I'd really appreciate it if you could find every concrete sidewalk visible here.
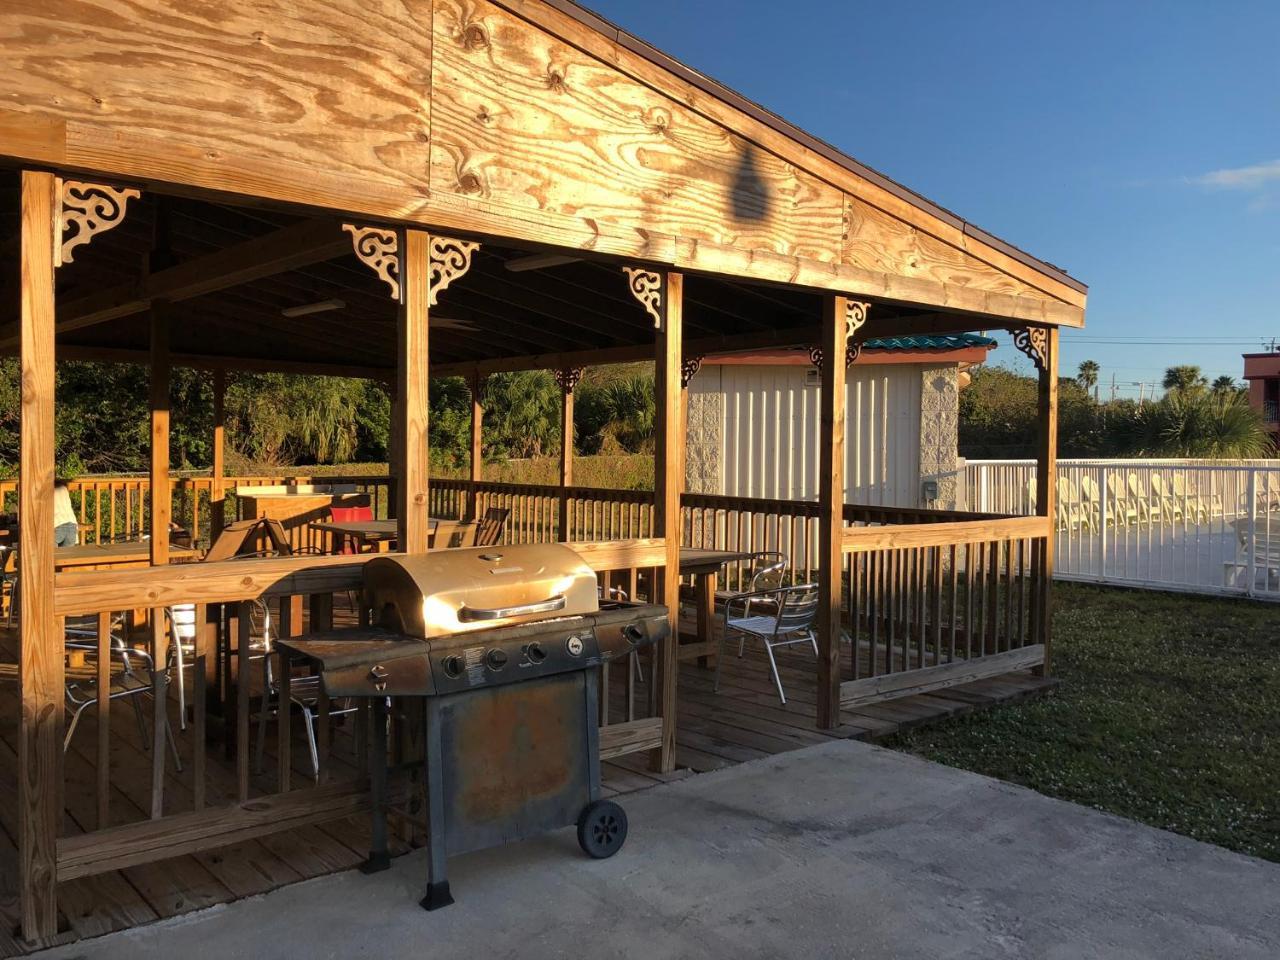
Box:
[37,741,1280,960]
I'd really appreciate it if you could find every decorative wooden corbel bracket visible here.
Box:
[343,224,401,301]
[809,299,871,369]
[57,179,141,267]
[1013,326,1051,373]
[428,236,480,307]
[622,266,664,329]
[554,367,584,393]
[681,355,704,387]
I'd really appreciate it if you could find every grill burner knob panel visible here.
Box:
[486,648,509,671]
[624,624,644,645]
[526,641,547,664]
[442,655,463,679]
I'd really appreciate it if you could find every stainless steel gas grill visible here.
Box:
[278,544,669,910]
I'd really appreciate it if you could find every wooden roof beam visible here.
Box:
[429,324,823,379]
[0,217,351,350]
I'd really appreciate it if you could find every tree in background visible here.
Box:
[1121,390,1272,458]
[1076,359,1100,398]
[1211,375,1241,396]
[224,374,391,468]
[958,364,1272,459]
[1162,365,1207,394]
[481,370,561,459]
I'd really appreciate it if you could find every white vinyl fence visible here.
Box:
[963,459,1280,599]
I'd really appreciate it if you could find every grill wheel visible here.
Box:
[577,800,628,859]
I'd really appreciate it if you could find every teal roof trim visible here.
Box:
[862,334,997,351]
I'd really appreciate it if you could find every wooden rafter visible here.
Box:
[0,217,351,349]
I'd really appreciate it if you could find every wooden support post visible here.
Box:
[559,376,574,541]
[397,230,430,553]
[210,368,226,541]
[387,386,402,521]
[149,308,171,565]
[467,372,484,521]
[1034,327,1059,674]
[652,272,682,773]
[18,169,61,943]
[816,295,848,730]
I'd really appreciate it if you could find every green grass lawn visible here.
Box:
[887,582,1280,862]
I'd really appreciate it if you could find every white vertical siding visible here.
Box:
[714,363,922,506]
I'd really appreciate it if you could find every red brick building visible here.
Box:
[1243,351,1280,445]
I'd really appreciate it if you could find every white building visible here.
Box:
[684,335,996,509]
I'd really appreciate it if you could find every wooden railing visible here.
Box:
[428,482,1047,697]
[0,474,396,547]
[429,479,655,543]
[38,538,670,886]
[840,516,1051,706]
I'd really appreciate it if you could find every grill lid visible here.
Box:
[365,543,599,638]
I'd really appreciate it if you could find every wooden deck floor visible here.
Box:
[0,624,1055,956]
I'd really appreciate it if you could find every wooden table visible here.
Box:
[54,541,198,571]
[308,518,476,553]
[309,519,400,553]
[239,491,370,553]
[678,548,754,665]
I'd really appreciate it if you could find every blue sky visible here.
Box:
[585,0,1280,396]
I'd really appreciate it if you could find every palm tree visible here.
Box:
[1211,375,1239,395]
[1076,360,1100,398]
[1162,365,1207,394]
[1118,390,1273,458]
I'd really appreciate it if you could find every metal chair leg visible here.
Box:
[131,687,149,745]
[763,640,787,704]
[174,637,188,731]
[165,713,183,773]
[63,701,88,751]
[300,701,320,782]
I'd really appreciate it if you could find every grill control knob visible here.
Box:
[526,641,547,664]
[623,624,644,645]
[442,655,463,679]
[566,636,585,657]
[486,648,509,671]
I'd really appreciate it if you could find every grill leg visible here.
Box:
[420,697,453,911]
[361,696,391,874]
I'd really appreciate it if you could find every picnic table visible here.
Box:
[678,548,755,664]
[55,541,198,571]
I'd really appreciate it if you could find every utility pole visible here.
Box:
[1109,373,1117,403]
[1138,382,1146,405]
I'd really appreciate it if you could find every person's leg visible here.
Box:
[54,522,78,546]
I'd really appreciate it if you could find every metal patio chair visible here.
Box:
[251,599,359,781]
[61,621,182,768]
[714,583,819,705]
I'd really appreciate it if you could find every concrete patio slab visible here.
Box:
[35,741,1280,960]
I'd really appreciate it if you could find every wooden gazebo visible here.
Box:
[0,0,1084,946]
